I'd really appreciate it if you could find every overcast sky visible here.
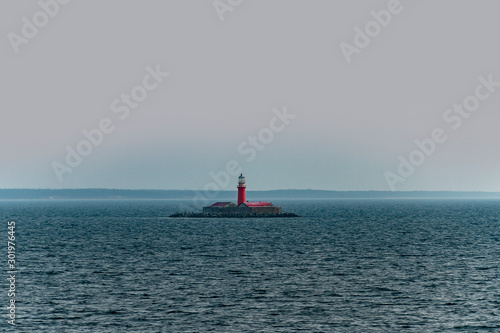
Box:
[1,0,500,191]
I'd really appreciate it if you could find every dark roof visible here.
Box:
[210,202,236,207]
[242,201,273,207]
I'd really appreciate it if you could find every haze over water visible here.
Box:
[3,199,499,332]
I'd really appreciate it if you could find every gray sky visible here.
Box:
[1,0,500,191]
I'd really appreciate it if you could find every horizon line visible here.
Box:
[1,189,500,193]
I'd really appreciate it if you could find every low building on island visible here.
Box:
[203,201,282,215]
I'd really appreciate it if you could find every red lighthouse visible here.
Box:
[237,173,246,206]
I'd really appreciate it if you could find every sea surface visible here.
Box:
[1,199,500,332]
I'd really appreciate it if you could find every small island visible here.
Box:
[170,174,299,218]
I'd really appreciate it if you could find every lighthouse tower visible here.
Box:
[237,173,246,206]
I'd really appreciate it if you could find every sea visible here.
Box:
[1,199,499,332]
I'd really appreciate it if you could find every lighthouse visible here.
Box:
[237,173,246,206]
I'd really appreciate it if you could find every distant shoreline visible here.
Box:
[1,189,500,200]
